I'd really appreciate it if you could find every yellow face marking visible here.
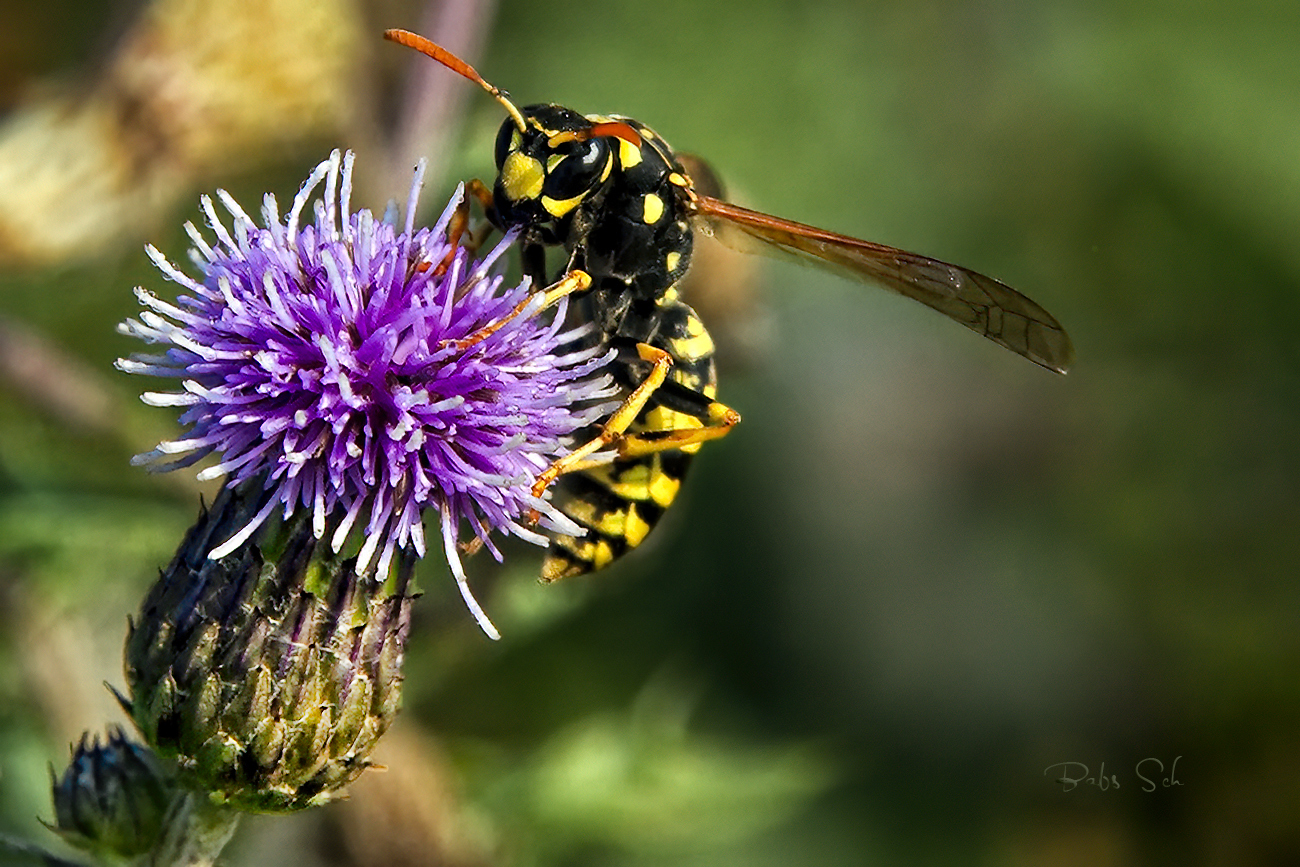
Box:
[642,193,664,225]
[542,192,585,218]
[501,152,544,202]
[618,138,643,170]
[665,250,681,273]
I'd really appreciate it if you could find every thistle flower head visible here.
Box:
[118,150,614,636]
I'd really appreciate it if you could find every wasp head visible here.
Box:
[491,105,644,234]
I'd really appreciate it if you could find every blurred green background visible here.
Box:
[2,0,1298,865]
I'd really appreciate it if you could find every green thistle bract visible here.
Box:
[125,481,414,812]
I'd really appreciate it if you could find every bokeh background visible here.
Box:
[3,0,1298,865]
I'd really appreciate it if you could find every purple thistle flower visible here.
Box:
[118,150,616,638]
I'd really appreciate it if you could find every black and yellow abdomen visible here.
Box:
[542,288,719,581]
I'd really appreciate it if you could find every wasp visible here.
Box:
[384,30,1074,583]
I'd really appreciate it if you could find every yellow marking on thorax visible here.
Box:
[502,152,544,202]
[642,193,664,224]
[619,138,643,169]
[667,321,716,363]
[665,250,681,274]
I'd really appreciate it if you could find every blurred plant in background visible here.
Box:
[4,0,1300,865]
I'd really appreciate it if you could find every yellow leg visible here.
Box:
[531,344,674,499]
[450,269,591,352]
[530,345,741,499]
[614,399,739,457]
[421,178,498,278]
[462,178,499,253]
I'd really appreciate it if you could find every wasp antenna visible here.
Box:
[384,28,527,132]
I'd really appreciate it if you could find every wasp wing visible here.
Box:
[692,195,1074,374]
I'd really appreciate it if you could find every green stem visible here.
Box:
[147,794,240,867]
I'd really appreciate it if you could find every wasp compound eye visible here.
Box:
[543,138,610,202]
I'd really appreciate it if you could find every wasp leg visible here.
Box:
[450,269,591,352]
[531,344,673,499]
[614,396,739,457]
[425,179,500,278]
[462,178,499,252]
[530,345,740,499]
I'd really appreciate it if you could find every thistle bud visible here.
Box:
[49,727,173,859]
[124,480,415,812]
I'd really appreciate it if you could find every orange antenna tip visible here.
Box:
[384,28,527,131]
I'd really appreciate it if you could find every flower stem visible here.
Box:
[147,794,240,867]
